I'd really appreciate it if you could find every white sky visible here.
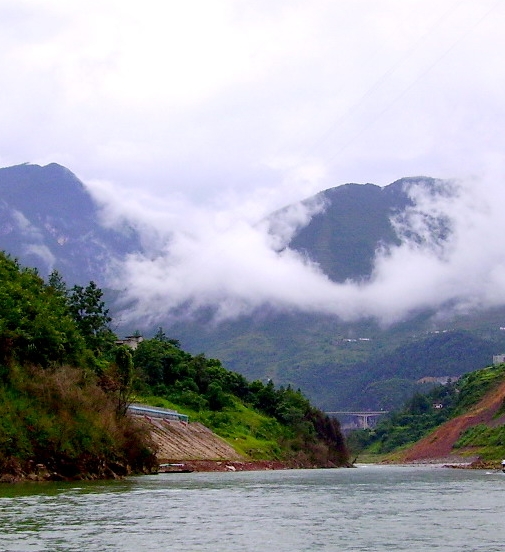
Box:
[2,0,505,324]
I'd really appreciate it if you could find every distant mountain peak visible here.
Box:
[0,162,140,286]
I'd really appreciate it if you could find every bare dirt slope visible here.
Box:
[397,379,505,463]
[138,417,245,462]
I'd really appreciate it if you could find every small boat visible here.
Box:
[501,460,505,473]
[157,463,194,474]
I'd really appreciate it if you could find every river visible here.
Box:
[0,465,504,551]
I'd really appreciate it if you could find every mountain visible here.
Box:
[0,163,140,286]
[284,180,411,281]
[1,163,504,412]
[166,178,505,410]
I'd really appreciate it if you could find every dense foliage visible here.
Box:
[132,330,349,466]
[0,252,156,479]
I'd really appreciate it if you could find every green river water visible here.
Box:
[0,464,504,551]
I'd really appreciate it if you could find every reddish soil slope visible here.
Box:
[397,379,505,463]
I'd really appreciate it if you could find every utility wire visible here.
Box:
[297,0,501,169]
[303,0,467,159]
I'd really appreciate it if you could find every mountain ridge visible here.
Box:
[1,162,504,411]
[0,162,140,286]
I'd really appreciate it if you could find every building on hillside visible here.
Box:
[493,354,505,365]
[115,335,144,350]
[416,376,460,385]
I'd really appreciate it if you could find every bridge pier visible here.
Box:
[326,411,389,430]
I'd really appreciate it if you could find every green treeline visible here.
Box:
[0,252,157,479]
[0,252,349,479]
[348,363,505,460]
[132,329,349,465]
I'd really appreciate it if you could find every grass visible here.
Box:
[135,395,291,460]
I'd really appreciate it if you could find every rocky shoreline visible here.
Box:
[0,458,134,484]
[172,459,348,472]
[0,458,351,483]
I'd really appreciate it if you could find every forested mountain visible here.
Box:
[276,179,413,281]
[0,252,349,480]
[2,163,504,412]
[0,163,140,286]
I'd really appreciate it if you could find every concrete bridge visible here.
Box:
[326,411,389,429]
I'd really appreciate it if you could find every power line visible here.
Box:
[298,0,501,169]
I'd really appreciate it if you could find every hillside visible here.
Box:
[284,179,414,282]
[168,313,505,411]
[3,162,505,411]
[353,363,505,466]
[397,373,505,464]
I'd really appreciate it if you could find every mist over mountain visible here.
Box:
[0,163,141,286]
[1,162,504,410]
[268,177,445,282]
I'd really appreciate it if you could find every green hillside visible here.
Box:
[349,362,505,464]
[166,308,504,411]
[288,181,412,281]
[0,252,349,481]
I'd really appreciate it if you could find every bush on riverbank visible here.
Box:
[0,253,157,480]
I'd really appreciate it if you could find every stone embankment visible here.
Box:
[138,416,245,462]
[140,417,301,471]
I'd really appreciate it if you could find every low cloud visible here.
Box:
[88,170,505,327]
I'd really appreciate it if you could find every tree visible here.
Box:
[0,253,86,368]
[154,326,181,348]
[206,381,229,411]
[47,270,67,296]
[133,337,189,389]
[114,346,135,417]
[67,281,114,355]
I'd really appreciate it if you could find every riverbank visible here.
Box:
[357,452,503,471]
[0,457,352,483]
[174,460,291,472]
[174,459,351,472]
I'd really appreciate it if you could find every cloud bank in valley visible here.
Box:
[2,1,505,325]
[88,171,505,327]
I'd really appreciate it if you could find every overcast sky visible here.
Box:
[2,0,505,324]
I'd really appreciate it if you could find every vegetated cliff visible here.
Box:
[394,372,505,465]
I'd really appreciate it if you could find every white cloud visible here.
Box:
[2,0,505,325]
[93,171,505,327]
[2,0,504,193]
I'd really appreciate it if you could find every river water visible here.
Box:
[0,465,504,551]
